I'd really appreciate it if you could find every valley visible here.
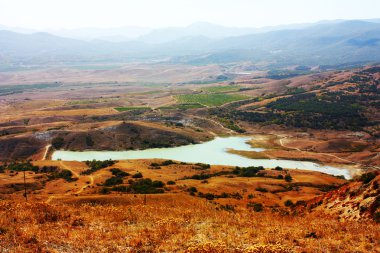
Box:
[0,61,379,252]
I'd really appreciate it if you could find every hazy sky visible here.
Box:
[0,0,379,29]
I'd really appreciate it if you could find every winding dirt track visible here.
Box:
[278,136,357,165]
[45,161,94,203]
[192,115,236,135]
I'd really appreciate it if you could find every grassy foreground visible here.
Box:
[0,194,378,252]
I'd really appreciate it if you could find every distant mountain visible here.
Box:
[176,20,380,66]
[48,26,152,42]
[137,22,259,44]
[1,20,380,67]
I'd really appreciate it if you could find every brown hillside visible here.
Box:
[307,171,380,221]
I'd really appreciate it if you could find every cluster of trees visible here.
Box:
[266,93,360,116]
[0,161,75,182]
[232,166,265,177]
[82,160,116,175]
[197,191,243,201]
[183,166,292,182]
[210,92,371,131]
[102,178,165,194]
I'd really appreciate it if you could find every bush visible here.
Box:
[152,180,165,188]
[128,178,165,194]
[247,202,263,212]
[161,160,176,166]
[274,166,283,171]
[110,168,129,178]
[233,166,265,177]
[188,187,198,193]
[256,187,268,193]
[132,172,143,178]
[285,174,293,182]
[277,175,284,179]
[45,168,76,182]
[284,200,294,207]
[195,163,211,170]
[104,176,123,186]
[198,192,215,200]
[167,181,176,185]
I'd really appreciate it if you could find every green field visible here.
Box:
[176,93,249,107]
[201,85,242,93]
[158,103,205,110]
[114,107,151,112]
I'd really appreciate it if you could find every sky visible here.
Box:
[0,0,379,30]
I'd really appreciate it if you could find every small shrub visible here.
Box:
[285,174,293,182]
[203,193,215,200]
[161,160,176,166]
[110,168,129,178]
[167,180,176,185]
[256,187,268,193]
[220,204,235,212]
[284,200,294,207]
[247,202,263,212]
[195,163,211,170]
[0,227,7,235]
[305,231,318,238]
[132,172,143,178]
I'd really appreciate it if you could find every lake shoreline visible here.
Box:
[52,136,355,179]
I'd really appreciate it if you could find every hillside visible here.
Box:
[307,171,380,221]
[0,159,378,252]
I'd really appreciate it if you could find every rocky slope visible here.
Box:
[307,171,380,221]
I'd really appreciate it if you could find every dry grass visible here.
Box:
[0,195,378,252]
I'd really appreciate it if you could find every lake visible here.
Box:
[52,136,352,179]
